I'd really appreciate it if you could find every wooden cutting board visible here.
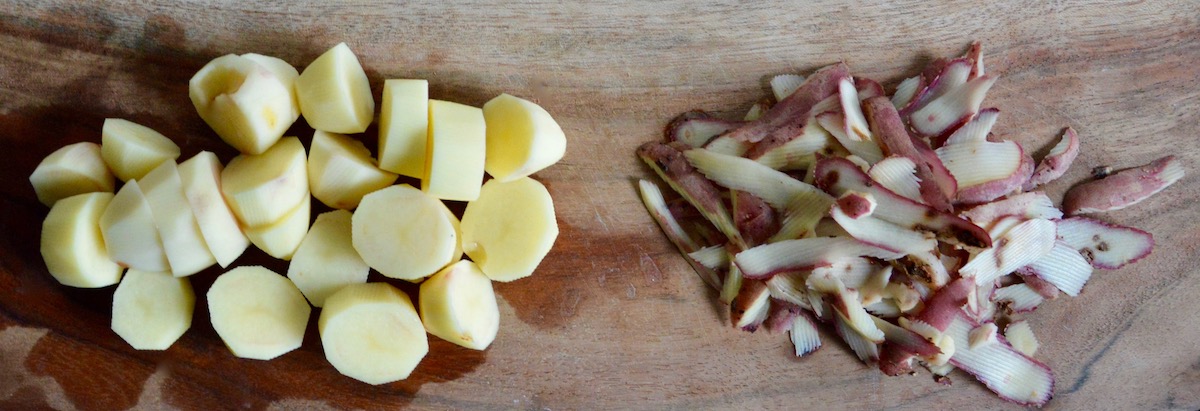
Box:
[2,1,1197,409]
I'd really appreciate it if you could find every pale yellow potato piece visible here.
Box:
[296,43,374,133]
[41,192,124,287]
[308,130,398,210]
[140,162,216,277]
[482,94,566,182]
[101,118,181,182]
[30,142,115,206]
[100,180,169,272]
[419,260,499,350]
[424,99,485,201]
[245,196,310,261]
[220,137,308,228]
[352,184,460,280]
[319,282,427,385]
[189,54,300,154]
[111,270,194,350]
[207,266,310,360]
[461,177,558,282]
[177,152,250,268]
[286,210,368,307]
[377,79,429,177]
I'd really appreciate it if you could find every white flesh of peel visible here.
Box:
[735,237,905,280]
[753,122,831,171]
[684,149,833,211]
[943,108,999,146]
[816,257,877,290]
[1056,217,1154,270]
[839,78,873,141]
[734,286,771,330]
[791,313,822,356]
[959,191,1063,228]
[1005,320,1039,356]
[831,198,937,256]
[720,262,743,305]
[767,272,810,309]
[771,74,806,101]
[968,323,999,349]
[912,75,997,137]
[919,60,973,111]
[835,288,885,343]
[936,140,1023,188]
[868,157,922,202]
[962,218,1057,285]
[890,76,921,109]
[687,245,728,271]
[1022,242,1092,296]
[703,135,750,156]
[744,101,768,121]
[944,313,1054,406]
[835,310,881,363]
[992,284,1045,313]
[816,112,884,164]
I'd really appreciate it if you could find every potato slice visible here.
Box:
[296,43,374,133]
[420,260,500,350]
[286,210,369,307]
[319,282,427,385]
[481,93,566,182]
[424,99,486,201]
[352,185,460,280]
[30,142,115,206]
[460,177,558,282]
[220,137,308,228]
[41,192,124,287]
[177,152,250,268]
[100,180,169,272]
[100,119,181,182]
[189,54,299,154]
[377,79,429,177]
[111,270,194,350]
[245,196,310,261]
[140,162,216,277]
[207,266,310,360]
[308,130,398,209]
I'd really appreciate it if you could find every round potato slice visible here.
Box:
[352,185,460,281]
[460,177,558,281]
[319,282,427,385]
[111,270,194,350]
[207,266,311,360]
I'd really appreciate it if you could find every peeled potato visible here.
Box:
[101,118,181,182]
[100,180,169,272]
[352,184,460,280]
[482,93,567,182]
[424,99,486,201]
[111,270,194,350]
[308,130,398,210]
[419,260,500,350]
[207,266,311,360]
[461,177,558,282]
[319,282,427,385]
[296,43,374,133]
[29,142,115,206]
[287,210,369,307]
[189,54,300,154]
[177,152,250,268]
[41,192,124,288]
[220,137,308,228]
[139,161,216,277]
[245,196,311,261]
[377,79,429,177]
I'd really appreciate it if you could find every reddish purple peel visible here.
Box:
[874,316,941,357]
[945,313,1055,407]
[864,96,957,211]
[856,77,885,100]
[879,344,917,376]
[1063,155,1185,215]
[735,237,903,280]
[639,180,723,290]
[733,191,779,246]
[1056,217,1154,270]
[836,192,875,219]
[914,278,974,331]
[1016,270,1060,299]
[1024,127,1080,190]
[731,280,771,331]
[964,41,985,78]
[764,299,803,333]
[955,146,1035,205]
[724,63,849,144]
[959,191,1063,227]
[665,110,745,148]
[638,141,744,247]
[814,157,991,248]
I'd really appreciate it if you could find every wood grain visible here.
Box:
[2,1,1198,409]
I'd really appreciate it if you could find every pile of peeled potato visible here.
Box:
[31,43,566,385]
